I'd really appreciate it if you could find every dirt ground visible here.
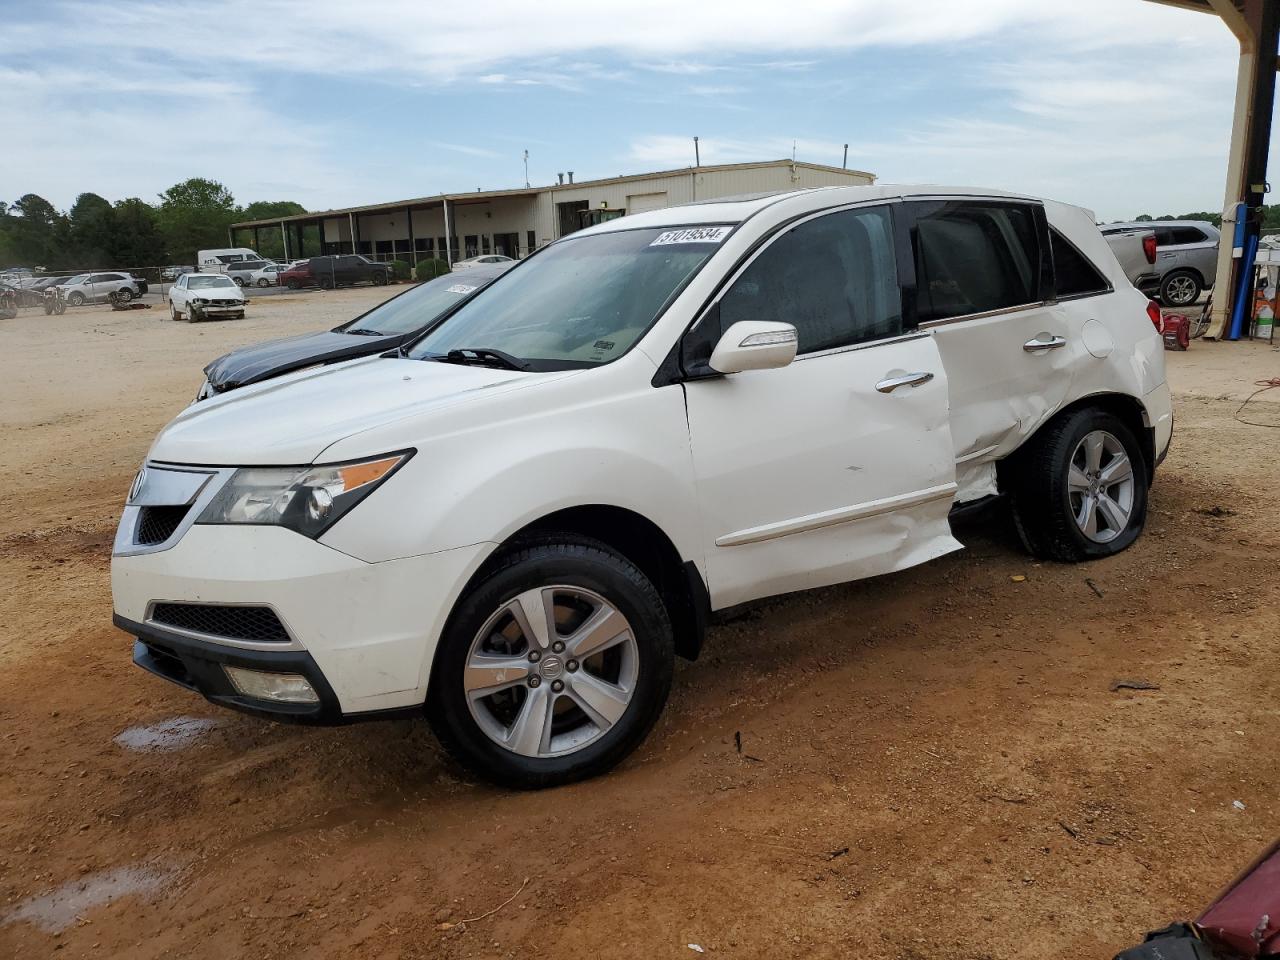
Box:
[2,290,1279,960]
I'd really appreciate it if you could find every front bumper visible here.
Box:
[112,522,491,716]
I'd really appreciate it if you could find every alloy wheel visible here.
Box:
[1067,430,1135,543]
[464,585,638,758]
[1165,275,1197,306]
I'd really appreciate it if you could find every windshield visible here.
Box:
[407,225,728,369]
[188,275,237,289]
[337,271,497,336]
[63,274,89,284]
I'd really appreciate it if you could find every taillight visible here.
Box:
[1147,300,1162,331]
[1142,234,1157,264]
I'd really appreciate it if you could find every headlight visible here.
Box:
[197,451,412,538]
[193,297,208,304]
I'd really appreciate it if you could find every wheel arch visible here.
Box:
[1162,264,1206,290]
[454,504,709,664]
[1002,391,1155,487]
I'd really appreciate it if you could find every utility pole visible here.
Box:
[523,150,530,188]
[842,144,848,169]
[693,136,700,167]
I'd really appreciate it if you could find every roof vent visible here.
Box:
[567,171,574,184]
[557,173,564,185]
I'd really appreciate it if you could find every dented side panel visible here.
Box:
[684,334,960,610]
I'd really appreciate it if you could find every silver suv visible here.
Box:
[1100,220,1219,307]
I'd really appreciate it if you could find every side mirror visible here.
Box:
[708,321,798,374]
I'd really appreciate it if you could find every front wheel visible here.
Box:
[68,292,85,306]
[1008,408,1149,563]
[428,537,674,789]
[1160,270,1201,307]
[115,288,134,303]
[286,279,300,290]
[372,272,388,286]
[256,278,271,287]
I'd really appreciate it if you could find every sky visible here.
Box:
[0,0,1270,221]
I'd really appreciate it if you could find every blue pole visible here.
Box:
[1229,232,1258,341]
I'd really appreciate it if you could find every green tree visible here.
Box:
[6,194,64,268]
[68,192,117,267]
[157,178,237,264]
[1134,214,1153,222]
[111,198,166,267]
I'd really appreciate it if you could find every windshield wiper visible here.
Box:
[344,327,386,337]
[435,348,530,371]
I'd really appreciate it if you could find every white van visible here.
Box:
[196,248,265,274]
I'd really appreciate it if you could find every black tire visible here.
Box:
[256,278,270,288]
[233,277,245,287]
[68,291,85,306]
[1159,270,1201,308]
[1007,407,1149,563]
[318,276,334,290]
[428,536,674,789]
[372,272,388,286]
[115,288,134,302]
[169,303,181,321]
[286,279,300,290]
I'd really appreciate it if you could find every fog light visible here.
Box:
[224,666,319,704]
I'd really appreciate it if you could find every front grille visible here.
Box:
[151,603,290,642]
[136,505,189,545]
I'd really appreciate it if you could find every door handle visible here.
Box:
[1023,334,1067,353]
[875,371,934,393]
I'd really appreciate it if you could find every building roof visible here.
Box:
[230,159,877,229]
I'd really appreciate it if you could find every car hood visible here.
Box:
[203,330,400,391]
[151,355,550,465]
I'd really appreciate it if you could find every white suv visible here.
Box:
[112,185,1173,787]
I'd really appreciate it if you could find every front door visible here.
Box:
[682,203,960,609]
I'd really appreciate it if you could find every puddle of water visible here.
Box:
[114,716,219,752]
[1,864,176,933]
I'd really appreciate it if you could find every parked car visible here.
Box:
[161,265,194,281]
[15,275,74,306]
[1100,220,1220,307]
[112,184,1172,788]
[57,271,143,306]
[195,262,513,399]
[167,272,246,321]
[247,263,286,287]
[453,254,516,271]
[1102,228,1159,297]
[222,260,272,286]
[279,254,392,290]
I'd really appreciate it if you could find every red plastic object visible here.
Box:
[1158,313,1190,351]
[1198,839,1280,956]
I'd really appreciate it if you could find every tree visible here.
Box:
[5,194,64,268]
[1135,214,1153,222]
[110,198,166,267]
[157,178,237,264]
[68,192,116,267]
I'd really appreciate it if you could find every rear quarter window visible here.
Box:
[1049,228,1110,299]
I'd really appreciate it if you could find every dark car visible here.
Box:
[196,262,513,398]
[280,254,391,290]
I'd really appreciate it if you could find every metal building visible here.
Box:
[229,159,875,266]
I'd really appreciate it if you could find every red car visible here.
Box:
[278,261,315,290]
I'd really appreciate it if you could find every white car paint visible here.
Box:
[114,184,1171,729]
[57,271,141,305]
[451,255,515,270]
[167,273,245,321]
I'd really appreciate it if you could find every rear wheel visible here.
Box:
[286,279,300,290]
[1160,270,1201,307]
[1008,408,1148,562]
[169,302,182,321]
[428,537,674,789]
[68,291,85,306]
[372,272,388,286]
[256,278,270,288]
[233,277,245,287]
[318,276,334,290]
[115,288,134,303]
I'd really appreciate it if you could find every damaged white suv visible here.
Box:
[112,185,1172,787]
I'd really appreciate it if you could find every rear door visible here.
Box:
[682,202,960,609]
[901,198,1075,501]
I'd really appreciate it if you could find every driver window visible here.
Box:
[719,205,902,354]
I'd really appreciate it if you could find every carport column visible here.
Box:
[280,221,289,261]
[1206,0,1278,339]
[348,212,358,256]
[406,205,416,267]
[443,198,453,265]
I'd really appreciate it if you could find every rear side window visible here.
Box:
[908,201,1042,322]
[719,205,902,354]
[1050,229,1109,298]
[1167,226,1208,245]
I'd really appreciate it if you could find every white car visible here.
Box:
[58,271,143,305]
[452,254,515,270]
[167,273,246,321]
[112,184,1172,788]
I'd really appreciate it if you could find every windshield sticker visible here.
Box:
[649,226,732,246]
[445,283,477,294]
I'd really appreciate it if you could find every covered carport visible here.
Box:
[1149,0,1280,339]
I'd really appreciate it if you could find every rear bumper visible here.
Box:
[1143,380,1174,469]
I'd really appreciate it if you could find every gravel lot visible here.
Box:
[1,289,1279,959]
